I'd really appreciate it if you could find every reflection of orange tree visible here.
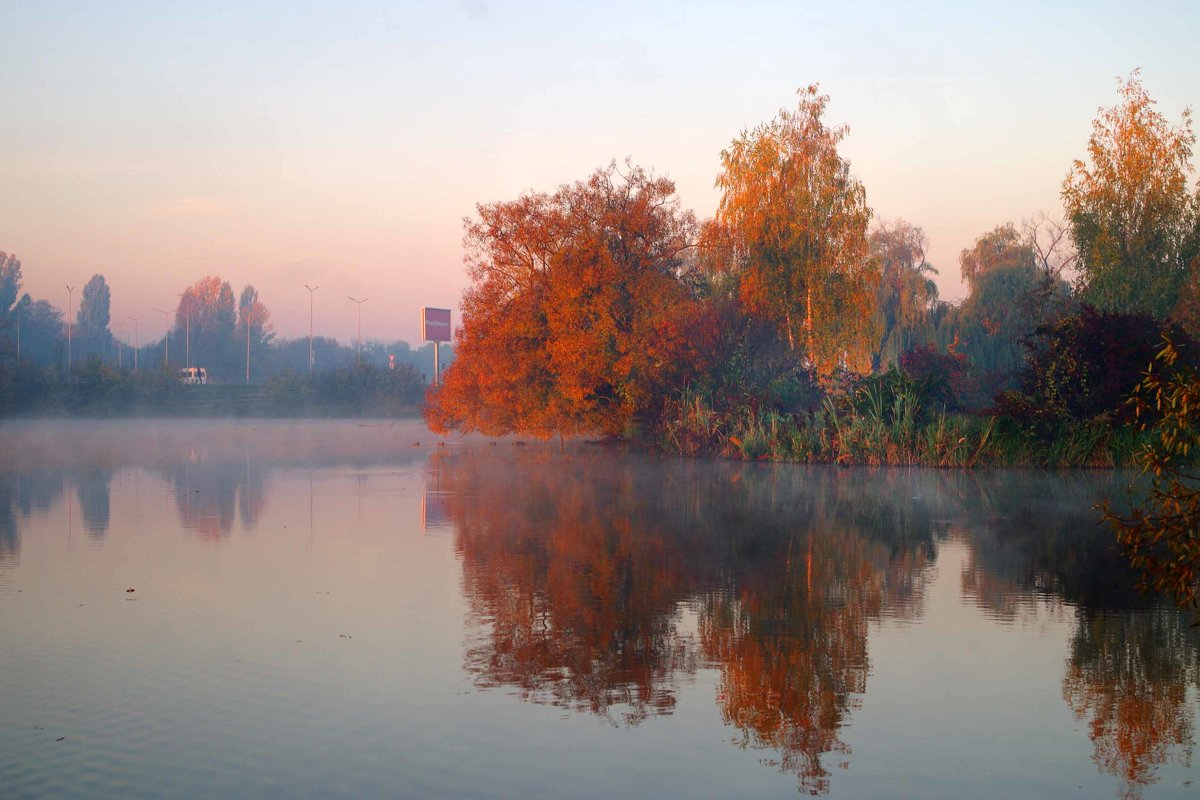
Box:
[702,525,927,795]
[440,451,936,792]
[450,451,696,725]
[1062,610,1199,800]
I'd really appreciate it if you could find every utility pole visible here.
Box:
[348,296,368,367]
[127,316,141,373]
[305,284,319,377]
[245,314,251,385]
[65,284,74,376]
[153,307,170,366]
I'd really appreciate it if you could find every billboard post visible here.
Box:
[421,307,451,386]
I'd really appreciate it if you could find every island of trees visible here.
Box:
[423,74,1200,609]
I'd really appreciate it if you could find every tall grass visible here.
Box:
[656,389,1142,468]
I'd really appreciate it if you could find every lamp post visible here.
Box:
[348,296,368,367]
[153,308,170,367]
[305,284,319,377]
[127,315,141,373]
[65,284,74,375]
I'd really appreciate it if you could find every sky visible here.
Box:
[2,0,1199,346]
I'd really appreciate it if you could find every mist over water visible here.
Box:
[0,420,1196,799]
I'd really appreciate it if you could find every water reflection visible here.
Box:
[1,421,1196,798]
[1064,610,1199,799]
[0,469,69,559]
[449,450,695,725]
[431,451,1198,797]
[436,450,940,790]
[944,471,1200,797]
[76,467,113,538]
[166,459,269,541]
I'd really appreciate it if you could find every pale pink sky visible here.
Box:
[2,1,1197,345]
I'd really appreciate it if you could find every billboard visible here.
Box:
[421,307,452,342]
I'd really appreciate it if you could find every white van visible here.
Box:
[179,367,208,385]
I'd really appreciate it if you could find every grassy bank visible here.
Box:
[655,388,1143,468]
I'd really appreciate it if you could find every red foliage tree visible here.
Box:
[426,163,715,437]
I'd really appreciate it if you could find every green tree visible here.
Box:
[0,253,21,363]
[176,276,236,377]
[869,219,939,370]
[954,224,1072,381]
[1102,335,1200,612]
[1063,72,1199,318]
[710,84,878,376]
[237,285,274,381]
[959,223,1033,290]
[12,296,64,366]
[76,274,112,359]
[0,253,20,319]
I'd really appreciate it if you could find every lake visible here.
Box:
[1,419,1197,799]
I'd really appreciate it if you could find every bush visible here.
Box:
[1102,335,1200,612]
[996,306,1197,431]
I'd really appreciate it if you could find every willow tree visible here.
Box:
[1063,72,1198,318]
[954,223,1071,379]
[712,85,878,376]
[869,219,939,370]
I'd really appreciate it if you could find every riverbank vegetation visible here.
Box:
[427,75,1200,472]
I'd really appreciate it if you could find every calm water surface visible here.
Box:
[1,419,1197,799]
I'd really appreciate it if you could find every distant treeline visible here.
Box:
[0,360,427,418]
[0,258,454,415]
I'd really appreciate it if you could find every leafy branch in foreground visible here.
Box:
[1101,335,1200,612]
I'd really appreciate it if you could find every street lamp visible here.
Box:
[348,296,368,367]
[153,307,171,366]
[65,284,74,375]
[127,315,141,373]
[305,284,319,377]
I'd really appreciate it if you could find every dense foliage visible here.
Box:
[426,163,713,437]
[706,85,878,375]
[1102,336,1200,612]
[1064,72,1199,319]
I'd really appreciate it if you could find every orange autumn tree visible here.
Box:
[426,163,713,437]
[1063,71,1199,319]
[709,84,879,377]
